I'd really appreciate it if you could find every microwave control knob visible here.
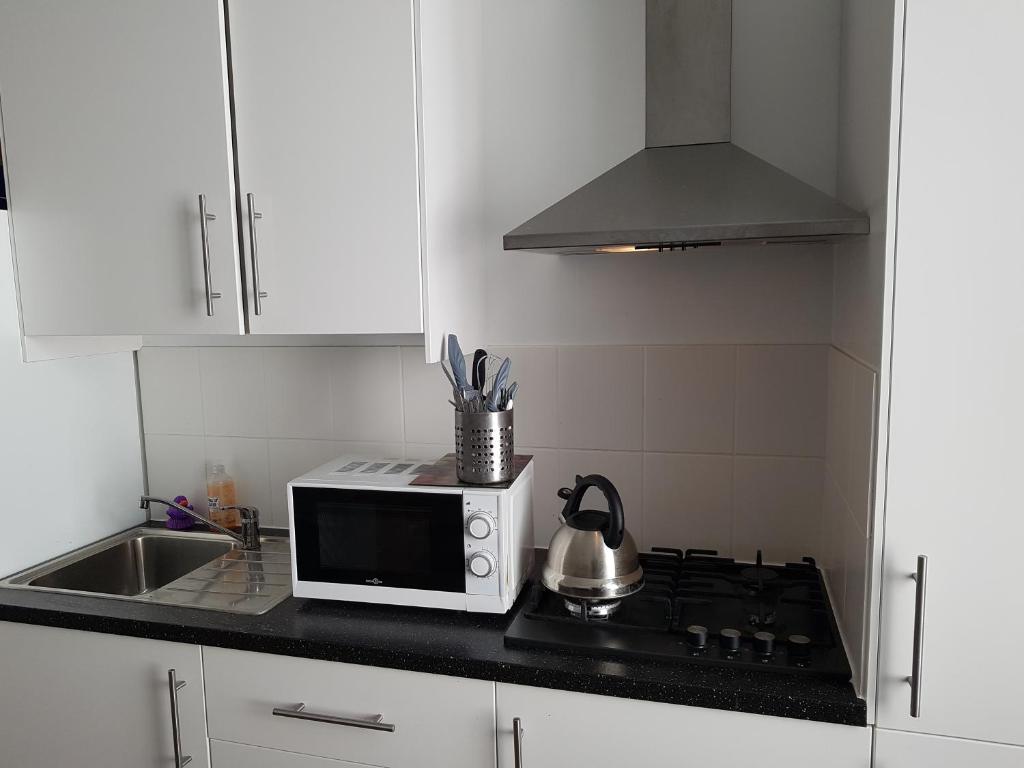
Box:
[468,551,496,578]
[467,512,494,540]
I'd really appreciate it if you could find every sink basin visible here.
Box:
[2,527,293,615]
[27,534,233,596]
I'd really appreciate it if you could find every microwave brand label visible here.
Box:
[365,577,384,586]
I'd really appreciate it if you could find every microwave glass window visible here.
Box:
[316,502,432,573]
[292,487,467,593]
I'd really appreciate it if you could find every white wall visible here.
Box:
[140,341,828,562]
[479,0,835,348]
[820,0,898,701]
[0,212,144,574]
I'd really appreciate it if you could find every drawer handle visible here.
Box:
[513,717,525,768]
[272,702,396,733]
[167,669,193,767]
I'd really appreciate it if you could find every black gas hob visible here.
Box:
[504,548,852,680]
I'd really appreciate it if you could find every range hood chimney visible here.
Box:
[503,0,868,255]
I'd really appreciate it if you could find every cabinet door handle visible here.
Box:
[245,193,267,315]
[513,717,524,767]
[198,194,222,317]
[906,555,928,718]
[272,702,396,733]
[166,669,193,767]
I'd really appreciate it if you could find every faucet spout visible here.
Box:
[139,495,261,551]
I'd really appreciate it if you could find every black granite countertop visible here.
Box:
[0,565,866,726]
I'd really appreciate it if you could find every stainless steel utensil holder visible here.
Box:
[455,409,514,484]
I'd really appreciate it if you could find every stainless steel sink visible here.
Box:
[1,527,292,615]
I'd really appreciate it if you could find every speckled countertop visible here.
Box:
[0,563,866,726]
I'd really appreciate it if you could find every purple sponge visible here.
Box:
[165,495,195,530]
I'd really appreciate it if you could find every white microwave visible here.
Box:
[287,456,534,613]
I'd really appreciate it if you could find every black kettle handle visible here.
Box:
[558,474,625,549]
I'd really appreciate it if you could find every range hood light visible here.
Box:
[596,244,659,254]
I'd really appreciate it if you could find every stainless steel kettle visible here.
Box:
[541,474,644,603]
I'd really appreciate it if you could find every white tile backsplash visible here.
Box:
[733,455,824,563]
[643,452,733,555]
[139,342,850,557]
[644,346,735,454]
[144,433,208,516]
[557,346,643,451]
[489,346,558,448]
[138,347,203,435]
[735,345,827,457]
[199,347,267,437]
[400,346,453,445]
[264,348,333,439]
[330,347,404,442]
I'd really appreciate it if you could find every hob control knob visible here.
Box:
[788,634,811,658]
[468,551,496,578]
[467,512,494,540]
[719,628,742,652]
[685,625,708,648]
[753,631,775,656]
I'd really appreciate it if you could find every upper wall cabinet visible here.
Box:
[0,0,484,356]
[228,0,422,335]
[0,0,242,335]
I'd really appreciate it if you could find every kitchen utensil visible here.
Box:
[541,474,643,603]
[471,348,487,391]
[499,381,518,411]
[447,334,469,392]
[485,357,511,412]
[455,409,514,484]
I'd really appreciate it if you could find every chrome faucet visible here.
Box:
[139,495,262,551]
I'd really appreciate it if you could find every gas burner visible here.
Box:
[564,599,621,620]
[505,545,852,681]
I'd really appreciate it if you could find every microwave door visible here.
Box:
[292,487,467,592]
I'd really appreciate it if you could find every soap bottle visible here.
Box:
[207,462,240,528]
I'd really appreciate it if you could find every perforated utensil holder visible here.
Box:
[455,409,514,484]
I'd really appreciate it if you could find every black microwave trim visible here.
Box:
[292,485,468,594]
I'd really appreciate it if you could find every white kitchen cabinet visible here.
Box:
[211,740,370,768]
[0,0,484,355]
[228,0,422,335]
[875,0,1024,747]
[0,621,210,767]
[0,0,242,336]
[874,728,1024,768]
[203,646,496,768]
[495,683,870,767]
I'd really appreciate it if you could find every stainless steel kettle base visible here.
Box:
[565,598,621,620]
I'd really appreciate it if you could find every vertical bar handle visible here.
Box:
[198,194,221,317]
[512,717,524,768]
[167,669,193,767]
[246,193,267,315]
[908,555,928,718]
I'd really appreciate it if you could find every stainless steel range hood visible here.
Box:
[503,0,869,255]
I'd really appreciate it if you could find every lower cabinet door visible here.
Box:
[496,683,870,768]
[0,621,209,768]
[874,728,1024,768]
[211,740,378,768]
[204,646,496,768]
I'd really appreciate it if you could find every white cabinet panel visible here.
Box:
[204,646,495,768]
[496,683,870,767]
[0,0,242,335]
[0,622,209,768]
[211,740,370,768]
[876,0,1024,745]
[229,0,422,335]
[874,729,1024,768]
